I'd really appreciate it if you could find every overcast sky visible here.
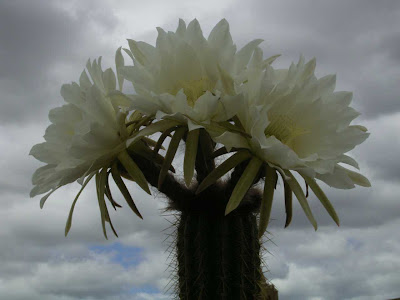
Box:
[0,0,399,299]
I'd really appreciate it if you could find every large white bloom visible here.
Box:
[30,58,132,205]
[119,19,264,131]
[215,48,370,189]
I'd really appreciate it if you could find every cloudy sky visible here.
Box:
[1,0,399,299]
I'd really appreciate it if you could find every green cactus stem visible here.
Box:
[125,130,278,299]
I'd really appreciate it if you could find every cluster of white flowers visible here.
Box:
[31,19,370,238]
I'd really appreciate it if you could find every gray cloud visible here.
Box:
[264,219,400,300]
[0,0,118,124]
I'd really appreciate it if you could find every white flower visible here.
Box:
[215,50,370,189]
[210,49,370,233]
[119,19,264,131]
[30,53,153,200]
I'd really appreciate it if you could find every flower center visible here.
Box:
[264,114,309,148]
[169,77,214,107]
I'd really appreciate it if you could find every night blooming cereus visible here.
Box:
[30,18,370,239]
[120,19,268,187]
[210,50,371,236]
[29,56,168,238]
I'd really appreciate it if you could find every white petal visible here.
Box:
[60,83,82,105]
[187,119,204,131]
[102,68,116,92]
[234,39,263,73]
[213,131,250,151]
[127,39,148,65]
[257,136,305,170]
[86,58,105,93]
[212,94,244,122]
[192,91,220,121]
[316,165,355,189]
[48,104,82,125]
[340,166,371,187]
[30,143,62,164]
[306,159,336,174]
[79,70,92,90]
[32,164,56,185]
[174,41,203,81]
[185,19,207,49]
[208,19,233,50]
[84,85,117,129]
[44,124,73,145]
[176,19,186,36]
[337,154,360,169]
[119,66,153,90]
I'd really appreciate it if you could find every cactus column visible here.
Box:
[176,196,264,299]
[130,130,278,299]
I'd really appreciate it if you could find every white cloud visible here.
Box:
[264,219,400,299]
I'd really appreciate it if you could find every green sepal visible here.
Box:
[39,187,60,209]
[284,170,318,230]
[258,165,277,238]
[283,180,293,228]
[158,127,187,189]
[141,136,164,150]
[117,149,151,195]
[105,171,122,210]
[130,115,153,133]
[225,156,263,215]
[126,111,142,135]
[153,126,178,154]
[184,129,200,187]
[104,203,118,238]
[111,162,143,219]
[232,115,245,131]
[211,147,228,158]
[128,140,175,173]
[126,119,181,147]
[65,173,95,236]
[96,168,109,239]
[302,175,340,226]
[196,151,252,194]
[218,121,251,138]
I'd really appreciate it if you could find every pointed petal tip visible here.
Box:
[224,205,233,216]
[156,27,166,34]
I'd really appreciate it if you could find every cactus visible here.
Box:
[130,130,278,299]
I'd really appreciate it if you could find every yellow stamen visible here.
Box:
[169,77,214,107]
[264,114,309,148]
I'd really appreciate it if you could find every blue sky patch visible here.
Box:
[90,242,144,268]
